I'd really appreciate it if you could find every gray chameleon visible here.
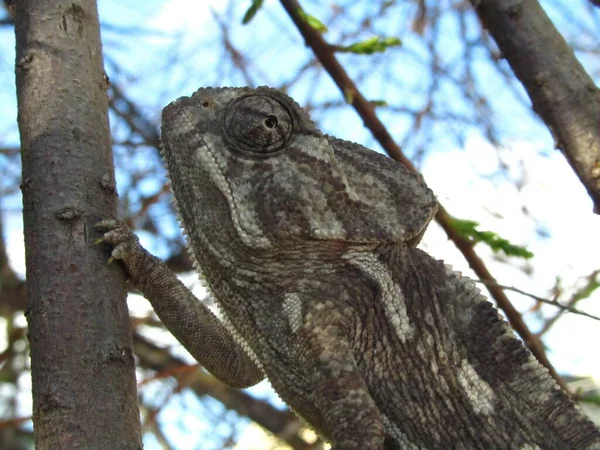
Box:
[96,86,600,449]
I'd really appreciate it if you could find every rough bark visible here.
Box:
[470,0,600,213]
[14,1,141,448]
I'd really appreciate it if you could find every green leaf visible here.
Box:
[449,217,534,259]
[370,100,389,107]
[580,391,600,406]
[297,8,328,33]
[242,0,264,25]
[344,88,354,104]
[572,275,600,302]
[382,1,396,11]
[338,36,402,55]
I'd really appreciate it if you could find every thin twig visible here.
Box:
[536,270,600,335]
[476,280,600,323]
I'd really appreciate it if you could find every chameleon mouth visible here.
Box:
[158,137,204,281]
[160,92,267,370]
[161,92,274,257]
[158,136,264,372]
[159,95,220,288]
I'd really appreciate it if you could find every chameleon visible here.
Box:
[96,86,600,449]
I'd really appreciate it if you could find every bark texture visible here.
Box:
[14,1,142,448]
[470,0,600,213]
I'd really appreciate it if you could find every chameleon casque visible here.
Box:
[97,86,600,449]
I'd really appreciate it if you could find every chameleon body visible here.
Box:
[97,86,600,449]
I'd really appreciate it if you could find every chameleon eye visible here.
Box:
[264,115,278,129]
[225,95,292,154]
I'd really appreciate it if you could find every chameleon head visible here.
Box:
[160,86,437,254]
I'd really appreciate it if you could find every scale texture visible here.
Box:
[97,86,600,449]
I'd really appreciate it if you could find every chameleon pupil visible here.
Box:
[265,115,278,128]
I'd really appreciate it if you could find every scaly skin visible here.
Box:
[97,86,600,449]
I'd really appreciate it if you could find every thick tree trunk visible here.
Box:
[14,1,142,448]
[470,0,600,213]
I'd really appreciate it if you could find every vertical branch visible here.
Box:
[14,1,141,448]
[470,0,600,213]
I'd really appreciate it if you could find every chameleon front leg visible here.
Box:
[94,219,264,388]
[298,301,385,450]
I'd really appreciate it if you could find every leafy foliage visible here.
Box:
[449,217,534,259]
[242,0,264,24]
[370,99,389,107]
[337,36,402,54]
[297,8,328,33]
[572,274,600,303]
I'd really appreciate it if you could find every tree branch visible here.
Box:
[14,1,141,447]
[477,279,600,323]
[133,333,322,450]
[469,0,600,213]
